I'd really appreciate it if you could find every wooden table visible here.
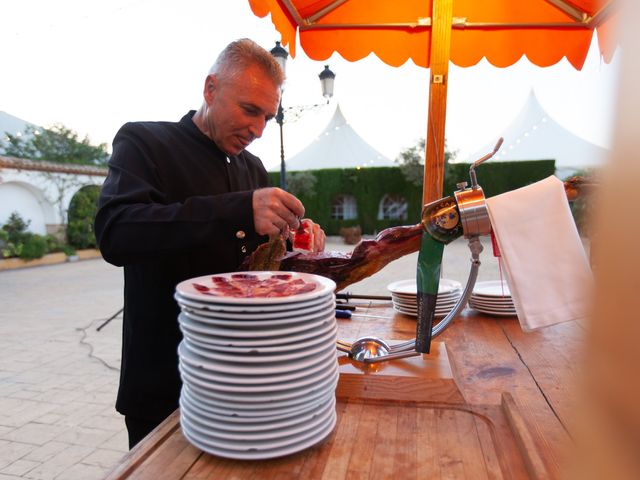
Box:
[105,302,584,479]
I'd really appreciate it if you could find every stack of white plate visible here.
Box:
[387,278,462,318]
[174,271,338,460]
[468,280,517,317]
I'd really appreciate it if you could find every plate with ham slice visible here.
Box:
[176,271,335,305]
[174,290,334,315]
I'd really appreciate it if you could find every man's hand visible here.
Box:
[291,218,326,253]
[306,219,326,253]
[252,188,305,237]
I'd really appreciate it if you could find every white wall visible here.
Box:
[0,168,105,235]
[0,182,50,234]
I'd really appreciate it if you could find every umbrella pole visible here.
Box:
[423,0,454,205]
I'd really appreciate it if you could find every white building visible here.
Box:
[0,156,106,236]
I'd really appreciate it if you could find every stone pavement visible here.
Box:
[0,236,503,479]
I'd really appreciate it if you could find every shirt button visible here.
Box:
[236,230,246,239]
[241,245,247,253]
[226,157,231,164]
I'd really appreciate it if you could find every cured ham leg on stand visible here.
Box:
[243,224,423,292]
[243,177,592,292]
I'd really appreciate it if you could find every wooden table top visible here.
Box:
[106,301,585,480]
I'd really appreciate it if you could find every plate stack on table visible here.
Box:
[174,271,338,460]
[387,278,462,318]
[468,280,517,317]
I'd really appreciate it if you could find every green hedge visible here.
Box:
[67,185,100,249]
[270,160,555,235]
[444,160,556,199]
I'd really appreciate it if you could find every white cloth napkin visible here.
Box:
[485,175,592,331]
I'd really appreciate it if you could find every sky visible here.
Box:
[1,0,621,170]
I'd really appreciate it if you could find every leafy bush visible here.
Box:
[3,211,30,237]
[44,234,66,253]
[0,211,81,260]
[1,212,31,258]
[0,229,12,258]
[19,235,48,260]
[287,171,317,198]
[67,186,100,249]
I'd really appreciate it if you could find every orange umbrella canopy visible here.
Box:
[249,0,618,201]
[249,0,617,69]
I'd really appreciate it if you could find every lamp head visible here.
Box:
[269,41,288,74]
[319,65,336,101]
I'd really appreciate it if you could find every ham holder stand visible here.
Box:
[338,139,503,363]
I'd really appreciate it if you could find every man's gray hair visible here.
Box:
[210,38,285,87]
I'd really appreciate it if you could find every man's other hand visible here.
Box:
[252,188,305,237]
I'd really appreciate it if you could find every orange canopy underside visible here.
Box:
[249,0,618,70]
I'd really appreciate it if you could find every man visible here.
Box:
[95,38,325,448]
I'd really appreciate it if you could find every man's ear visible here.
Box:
[204,74,217,102]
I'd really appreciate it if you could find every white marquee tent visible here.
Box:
[275,104,395,172]
[459,91,609,178]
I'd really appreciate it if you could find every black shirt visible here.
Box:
[95,111,268,419]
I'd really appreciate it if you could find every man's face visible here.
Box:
[206,64,280,156]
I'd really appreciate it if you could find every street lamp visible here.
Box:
[270,41,335,190]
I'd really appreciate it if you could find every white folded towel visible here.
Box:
[485,175,592,331]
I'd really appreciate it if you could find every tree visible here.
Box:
[1,123,109,166]
[287,171,317,198]
[395,138,457,188]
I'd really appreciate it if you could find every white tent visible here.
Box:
[277,104,395,171]
[460,91,609,178]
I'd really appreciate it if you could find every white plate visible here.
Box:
[469,306,516,315]
[179,314,337,348]
[469,296,514,307]
[180,359,338,394]
[176,271,336,305]
[179,341,338,376]
[180,303,335,329]
[393,305,454,318]
[387,278,462,296]
[392,297,458,308]
[183,330,336,364]
[178,346,337,386]
[391,291,460,301]
[180,372,339,409]
[472,280,512,297]
[469,299,515,310]
[183,384,334,418]
[181,407,336,460]
[180,365,338,403]
[183,375,337,412]
[180,368,338,407]
[175,291,334,315]
[183,322,338,355]
[392,305,453,316]
[181,389,336,432]
[181,387,329,424]
[469,305,517,317]
[178,311,334,339]
[181,395,334,442]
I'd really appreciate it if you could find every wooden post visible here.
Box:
[423,0,453,204]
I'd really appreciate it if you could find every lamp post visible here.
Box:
[270,41,335,191]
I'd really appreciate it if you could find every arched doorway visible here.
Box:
[0,181,55,235]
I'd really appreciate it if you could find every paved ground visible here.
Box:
[0,235,504,479]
